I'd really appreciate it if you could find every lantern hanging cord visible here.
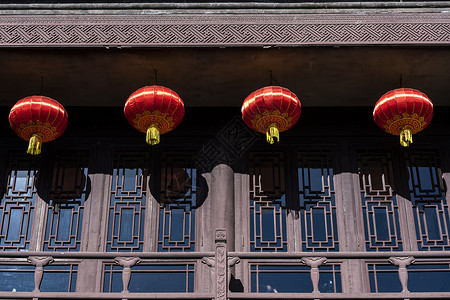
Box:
[400,126,413,147]
[40,75,44,95]
[269,70,279,86]
[146,125,160,146]
[266,124,280,144]
[154,69,158,85]
[27,133,43,155]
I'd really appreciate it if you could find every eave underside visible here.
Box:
[0,5,448,108]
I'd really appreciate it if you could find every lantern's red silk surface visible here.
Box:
[9,96,68,155]
[241,86,301,144]
[373,88,433,147]
[124,85,185,145]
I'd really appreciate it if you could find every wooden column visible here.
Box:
[210,164,235,252]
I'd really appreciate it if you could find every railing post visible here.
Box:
[215,229,227,300]
[389,256,415,293]
[115,257,140,293]
[302,256,327,294]
[27,256,53,292]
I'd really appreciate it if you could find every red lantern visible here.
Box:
[9,96,68,155]
[373,88,433,147]
[241,86,301,144]
[124,85,185,145]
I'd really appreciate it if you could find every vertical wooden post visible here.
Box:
[28,256,53,292]
[115,257,140,293]
[302,257,327,293]
[389,256,415,293]
[215,229,227,300]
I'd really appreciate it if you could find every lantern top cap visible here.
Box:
[373,88,433,116]
[125,85,183,108]
[10,95,67,118]
[241,85,300,113]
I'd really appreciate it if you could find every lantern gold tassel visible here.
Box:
[27,133,43,155]
[400,127,413,147]
[266,124,280,144]
[146,125,160,145]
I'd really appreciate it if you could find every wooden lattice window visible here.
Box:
[106,151,149,252]
[297,150,338,252]
[406,149,450,251]
[42,150,89,252]
[248,152,288,252]
[357,150,403,251]
[0,151,38,251]
[157,152,202,252]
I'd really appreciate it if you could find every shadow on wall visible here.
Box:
[149,167,209,208]
[36,159,91,207]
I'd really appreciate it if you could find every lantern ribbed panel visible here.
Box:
[124,85,185,134]
[241,86,301,134]
[373,88,433,136]
[8,95,68,142]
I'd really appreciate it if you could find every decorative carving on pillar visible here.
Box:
[27,256,53,292]
[215,229,227,300]
[302,257,327,293]
[389,256,415,293]
[115,257,140,293]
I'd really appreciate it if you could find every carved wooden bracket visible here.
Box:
[301,257,327,294]
[115,256,140,293]
[202,256,216,293]
[227,257,240,284]
[27,256,53,292]
[389,256,415,293]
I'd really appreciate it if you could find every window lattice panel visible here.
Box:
[106,151,149,252]
[297,151,338,252]
[249,152,287,252]
[0,151,38,251]
[43,150,89,252]
[157,153,199,252]
[406,150,450,251]
[358,151,403,251]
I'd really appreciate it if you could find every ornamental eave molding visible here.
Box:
[0,13,449,46]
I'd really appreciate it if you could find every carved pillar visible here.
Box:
[389,256,415,293]
[215,229,227,300]
[27,256,53,292]
[211,165,235,252]
[115,257,140,293]
[302,257,327,293]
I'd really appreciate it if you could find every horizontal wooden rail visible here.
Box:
[1,250,449,260]
[229,251,450,259]
[0,292,214,299]
[229,292,450,299]
[0,251,214,259]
